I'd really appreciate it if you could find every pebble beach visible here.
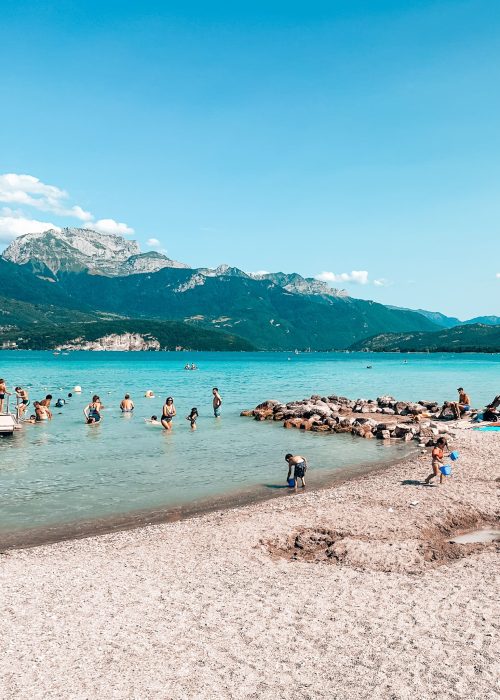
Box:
[0,425,498,699]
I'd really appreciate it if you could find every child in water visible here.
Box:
[144,415,161,425]
[186,407,199,430]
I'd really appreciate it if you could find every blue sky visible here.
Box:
[0,0,499,318]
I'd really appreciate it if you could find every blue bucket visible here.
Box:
[440,465,452,476]
[450,451,459,461]
[287,478,295,488]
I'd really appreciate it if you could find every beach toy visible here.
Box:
[287,478,295,488]
[440,465,452,476]
[450,451,459,461]
[74,385,82,393]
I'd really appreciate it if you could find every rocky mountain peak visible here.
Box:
[2,227,188,277]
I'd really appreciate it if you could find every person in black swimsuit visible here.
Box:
[161,397,176,430]
[285,453,308,490]
[84,395,103,424]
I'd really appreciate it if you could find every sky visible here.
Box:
[0,0,499,318]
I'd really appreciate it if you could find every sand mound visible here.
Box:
[266,511,500,574]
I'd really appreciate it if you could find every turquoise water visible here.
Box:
[0,351,498,537]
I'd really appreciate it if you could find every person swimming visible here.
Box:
[55,398,66,408]
[161,397,176,430]
[120,394,134,412]
[84,395,103,424]
[144,415,161,425]
[186,407,199,430]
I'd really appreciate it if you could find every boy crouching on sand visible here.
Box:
[424,437,449,486]
[285,453,308,490]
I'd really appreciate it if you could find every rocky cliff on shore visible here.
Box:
[56,333,160,351]
[242,394,457,444]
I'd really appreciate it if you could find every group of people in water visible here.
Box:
[77,387,222,428]
[0,378,224,432]
[0,380,68,422]
[144,388,221,431]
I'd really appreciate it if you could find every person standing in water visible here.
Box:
[0,379,11,414]
[161,396,176,430]
[120,394,134,412]
[186,407,199,430]
[212,387,222,418]
[84,395,103,424]
[285,453,308,490]
[33,401,49,421]
[15,386,29,419]
[39,394,53,420]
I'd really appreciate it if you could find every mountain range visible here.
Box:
[0,228,497,352]
[352,324,500,353]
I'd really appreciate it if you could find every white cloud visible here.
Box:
[146,237,161,247]
[70,205,93,222]
[316,270,369,285]
[88,218,134,235]
[496,273,500,279]
[374,278,390,287]
[0,173,92,220]
[0,173,133,241]
[0,209,60,243]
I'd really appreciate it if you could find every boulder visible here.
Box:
[283,418,302,429]
[334,424,352,434]
[255,400,280,410]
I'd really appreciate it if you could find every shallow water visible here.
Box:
[0,350,498,536]
[450,528,500,544]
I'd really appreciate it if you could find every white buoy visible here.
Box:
[74,385,82,393]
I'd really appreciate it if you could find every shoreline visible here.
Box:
[0,446,416,551]
[1,426,498,698]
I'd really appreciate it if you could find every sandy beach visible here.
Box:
[0,426,498,700]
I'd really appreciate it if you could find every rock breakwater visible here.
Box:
[241,394,454,444]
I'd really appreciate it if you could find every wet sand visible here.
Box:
[0,448,414,551]
[0,425,498,699]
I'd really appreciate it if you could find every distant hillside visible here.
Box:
[390,307,500,329]
[0,250,440,350]
[463,315,500,326]
[0,319,256,352]
[51,268,439,350]
[0,296,98,329]
[350,324,500,353]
